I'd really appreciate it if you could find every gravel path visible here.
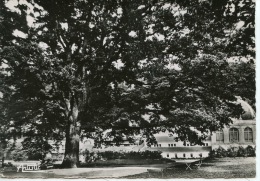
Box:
[1,166,152,178]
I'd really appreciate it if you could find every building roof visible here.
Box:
[92,145,135,152]
[145,146,211,153]
[155,135,175,142]
[154,135,211,143]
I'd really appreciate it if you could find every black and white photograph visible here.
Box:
[0,0,256,179]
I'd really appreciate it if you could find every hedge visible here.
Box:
[209,145,255,158]
[82,150,162,163]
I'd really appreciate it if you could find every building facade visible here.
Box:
[145,98,256,158]
[145,132,212,159]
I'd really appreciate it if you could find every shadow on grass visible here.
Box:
[122,158,256,179]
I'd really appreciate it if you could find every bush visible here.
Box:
[246,145,255,157]
[227,147,238,157]
[209,150,216,158]
[3,162,14,167]
[10,149,28,161]
[99,151,117,160]
[209,145,256,158]
[28,152,44,160]
[209,147,227,158]
[215,146,227,158]
[82,150,162,162]
[83,150,100,162]
[237,146,247,157]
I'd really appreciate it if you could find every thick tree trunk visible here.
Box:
[62,124,80,168]
[61,103,81,168]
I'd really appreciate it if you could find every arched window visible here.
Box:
[229,128,239,142]
[216,130,224,142]
[244,127,253,142]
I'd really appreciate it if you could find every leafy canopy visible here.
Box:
[0,0,255,149]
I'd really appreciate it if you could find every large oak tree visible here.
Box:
[0,0,255,167]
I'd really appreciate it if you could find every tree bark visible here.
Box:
[61,101,81,168]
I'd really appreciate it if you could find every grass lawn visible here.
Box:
[123,157,256,179]
[0,157,255,178]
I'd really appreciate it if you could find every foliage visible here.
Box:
[209,146,227,158]
[27,152,44,160]
[0,0,255,167]
[237,146,247,157]
[83,150,162,162]
[10,149,28,161]
[83,150,99,163]
[230,62,255,109]
[226,147,238,157]
[246,145,255,157]
[22,137,53,160]
[2,162,15,168]
[209,145,255,158]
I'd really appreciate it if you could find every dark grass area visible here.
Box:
[123,157,256,179]
[124,166,255,179]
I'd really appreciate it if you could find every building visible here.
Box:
[143,98,256,158]
[144,132,212,159]
[211,98,256,149]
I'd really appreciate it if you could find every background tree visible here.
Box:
[0,0,255,167]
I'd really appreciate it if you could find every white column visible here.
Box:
[253,125,256,144]
[223,128,229,143]
[239,127,244,144]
